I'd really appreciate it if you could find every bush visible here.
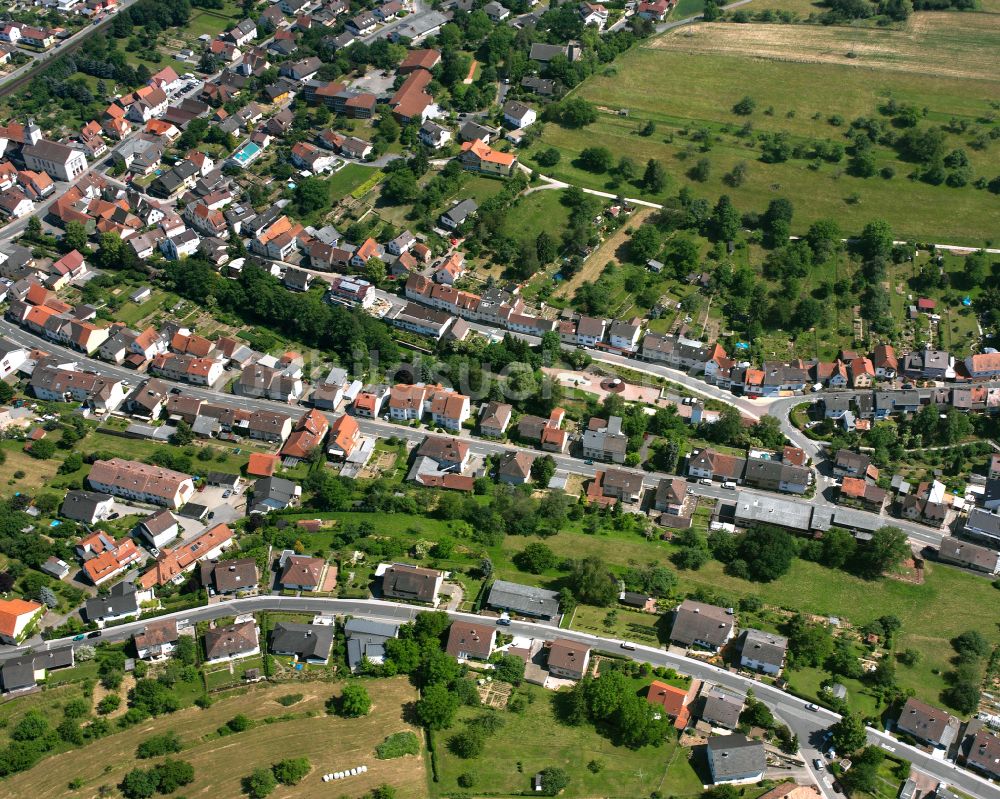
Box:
[226,714,253,733]
[272,757,310,785]
[275,693,303,707]
[136,730,181,758]
[375,732,420,759]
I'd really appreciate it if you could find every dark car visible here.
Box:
[87,631,102,638]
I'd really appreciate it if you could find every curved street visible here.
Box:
[3,596,998,799]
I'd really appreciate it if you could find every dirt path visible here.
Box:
[556,207,653,299]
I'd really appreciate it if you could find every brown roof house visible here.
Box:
[204,619,260,663]
[380,563,442,604]
[133,619,180,660]
[896,697,960,750]
[547,639,591,681]
[445,620,496,661]
[964,729,1000,780]
[670,599,735,651]
[278,551,328,591]
[201,557,259,596]
[496,450,535,486]
[687,448,746,482]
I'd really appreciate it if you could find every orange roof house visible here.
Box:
[247,453,279,477]
[645,680,693,729]
[460,139,517,174]
[280,408,329,459]
[0,598,44,643]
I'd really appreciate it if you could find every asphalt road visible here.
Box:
[4,596,997,799]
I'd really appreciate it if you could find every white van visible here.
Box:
[722,480,737,489]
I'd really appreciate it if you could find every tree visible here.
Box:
[493,654,525,685]
[154,759,194,793]
[27,438,55,460]
[294,177,328,215]
[710,195,741,242]
[643,159,667,193]
[382,169,419,204]
[538,766,569,796]
[530,454,556,485]
[579,146,614,173]
[536,147,562,168]
[629,225,661,263]
[120,769,158,799]
[448,728,484,758]
[272,758,311,785]
[816,528,856,569]
[416,682,460,729]
[64,221,90,253]
[829,712,867,755]
[855,526,909,579]
[787,614,834,667]
[690,157,711,182]
[732,525,797,582]
[569,557,617,606]
[338,683,372,717]
[243,767,277,799]
[858,219,894,261]
[514,542,557,574]
[556,97,598,128]
[952,630,990,661]
[942,681,980,715]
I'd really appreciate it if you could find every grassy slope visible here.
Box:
[0,678,425,799]
[531,15,1000,244]
[434,682,703,797]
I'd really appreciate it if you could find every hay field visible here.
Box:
[649,14,1000,82]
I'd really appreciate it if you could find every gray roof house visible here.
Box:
[670,600,735,651]
[270,622,334,663]
[0,654,37,693]
[700,687,745,729]
[251,477,299,513]
[739,629,788,675]
[896,697,960,750]
[344,617,398,671]
[706,735,766,784]
[84,580,143,627]
[487,579,561,620]
[439,198,478,230]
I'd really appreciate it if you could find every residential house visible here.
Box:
[0,598,44,644]
[278,551,326,591]
[459,139,517,177]
[896,698,960,750]
[439,198,478,230]
[133,619,180,660]
[646,680,693,729]
[496,451,535,486]
[743,457,810,495]
[270,622,334,663]
[739,629,788,675]
[134,509,180,549]
[381,563,442,603]
[964,730,1000,780]
[670,599,734,651]
[480,401,513,438]
[204,620,260,663]
[60,490,114,524]
[84,581,149,628]
[327,414,361,460]
[87,458,194,509]
[344,618,398,671]
[137,524,235,589]
[445,621,496,661]
[547,639,590,680]
[707,736,766,785]
[581,416,628,464]
[838,477,887,511]
[201,558,259,596]
[251,477,300,513]
[701,687,745,729]
[654,477,687,516]
[938,537,1000,575]
[487,579,561,620]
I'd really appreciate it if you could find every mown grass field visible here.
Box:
[530,12,1000,244]
[434,682,703,797]
[0,678,426,799]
